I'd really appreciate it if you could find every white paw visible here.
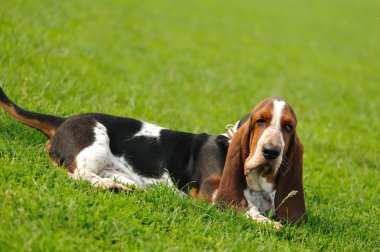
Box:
[245,209,282,230]
[273,221,282,230]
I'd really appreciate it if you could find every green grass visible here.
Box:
[0,0,379,251]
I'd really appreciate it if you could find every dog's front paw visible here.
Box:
[245,208,282,230]
[273,221,282,230]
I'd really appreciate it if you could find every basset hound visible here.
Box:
[0,87,307,228]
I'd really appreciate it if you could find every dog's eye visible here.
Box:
[284,124,293,132]
[256,119,266,126]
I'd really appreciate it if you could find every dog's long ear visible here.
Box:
[275,133,307,224]
[215,119,252,211]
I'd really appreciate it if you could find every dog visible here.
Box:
[0,87,307,228]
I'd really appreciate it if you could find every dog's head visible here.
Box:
[216,97,307,223]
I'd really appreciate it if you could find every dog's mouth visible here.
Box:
[257,164,273,176]
[245,162,277,192]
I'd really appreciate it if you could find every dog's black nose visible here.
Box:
[262,144,281,160]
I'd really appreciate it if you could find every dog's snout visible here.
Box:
[262,144,281,160]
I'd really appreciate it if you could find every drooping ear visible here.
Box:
[215,119,252,211]
[274,133,307,224]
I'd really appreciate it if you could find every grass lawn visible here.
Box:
[0,0,379,251]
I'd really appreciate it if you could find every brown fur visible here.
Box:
[274,134,307,223]
[1,103,56,138]
[215,119,250,209]
[198,175,222,201]
[45,140,59,166]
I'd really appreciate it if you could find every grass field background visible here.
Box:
[0,0,379,251]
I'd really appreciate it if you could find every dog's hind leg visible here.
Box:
[70,122,132,192]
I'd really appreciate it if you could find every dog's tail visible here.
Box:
[0,87,65,138]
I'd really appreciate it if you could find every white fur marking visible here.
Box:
[272,100,286,129]
[258,176,275,193]
[74,122,174,189]
[244,188,274,213]
[134,121,164,139]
